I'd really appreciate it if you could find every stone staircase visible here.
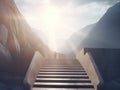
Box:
[32,59,94,90]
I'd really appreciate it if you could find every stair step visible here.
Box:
[37,75,89,79]
[38,72,87,75]
[39,69,85,72]
[36,78,90,81]
[32,59,94,90]
[33,88,94,90]
[39,65,82,67]
[35,79,91,83]
[37,74,88,76]
[40,67,84,69]
[33,82,94,88]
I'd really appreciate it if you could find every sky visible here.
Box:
[14,0,119,51]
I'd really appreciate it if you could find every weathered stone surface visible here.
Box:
[0,24,12,73]
[0,43,12,68]
[85,48,120,90]
[79,2,120,49]
[24,51,44,89]
[0,24,8,46]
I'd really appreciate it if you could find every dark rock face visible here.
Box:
[0,24,8,46]
[86,48,120,90]
[0,43,12,72]
[80,2,120,49]
[86,48,120,81]
[0,24,12,75]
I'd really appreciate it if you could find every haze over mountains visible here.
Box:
[80,2,120,48]
[59,2,120,57]
[58,24,95,57]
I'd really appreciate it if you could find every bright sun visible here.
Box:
[24,4,70,52]
[41,6,62,51]
[43,7,60,29]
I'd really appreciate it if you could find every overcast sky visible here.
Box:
[15,0,119,51]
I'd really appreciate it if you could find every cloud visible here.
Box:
[50,0,119,7]
[74,0,119,5]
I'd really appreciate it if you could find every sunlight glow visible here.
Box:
[42,7,60,29]
[40,6,62,51]
[15,0,109,52]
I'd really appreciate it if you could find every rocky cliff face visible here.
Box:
[0,0,54,77]
[79,2,120,49]
[0,0,53,57]
[63,2,120,57]
[0,0,53,58]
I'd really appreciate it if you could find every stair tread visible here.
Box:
[37,76,89,79]
[33,88,94,90]
[38,72,87,75]
[39,69,84,71]
[39,65,82,67]
[37,75,88,77]
[35,80,91,83]
[34,82,94,88]
[32,59,94,90]
[40,68,84,69]
[39,71,87,73]
[36,78,90,81]
[34,82,93,85]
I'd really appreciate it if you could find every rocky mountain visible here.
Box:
[0,0,55,82]
[78,2,120,49]
[0,0,53,58]
[61,2,120,57]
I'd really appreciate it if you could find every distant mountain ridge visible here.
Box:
[80,2,120,49]
[60,2,120,57]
